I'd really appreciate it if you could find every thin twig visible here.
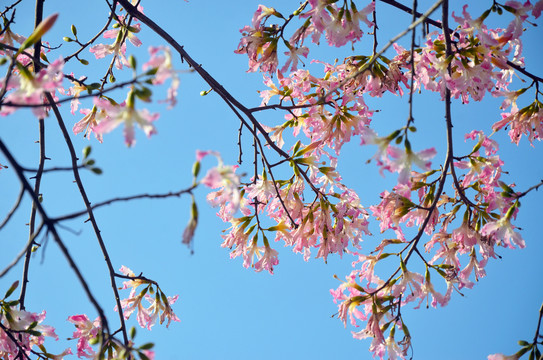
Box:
[19,0,45,311]
[0,222,45,278]
[0,186,24,230]
[0,137,110,335]
[52,185,198,222]
[45,91,127,345]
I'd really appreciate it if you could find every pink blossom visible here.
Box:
[385,146,436,185]
[534,0,543,18]
[58,75,87,114]
[235,6,281,73]
[493,102,543,145]
[119,290,148,326]
[415,275,448,309]
[393,268,424,304]
[199,151,242,216]
[303,0,374,47]
[104,22,142,47]
[143,46,179,108]
[487,353,520,360]
[352,312,386,356]
[245,174,276,207]
[481,217,525,249]
[73,106,105,143]
[67,314,100,358]
[459,252,487,288]
[385,332,408,360]
[1,58,64,118]
[280,46,309,73]
[0,307,61,360]
[143,293,180,329]
[254,245,279,274]
[118,265,147,296]
[90,42,128,69]
[92,95,159,147]
[0,27,25,55]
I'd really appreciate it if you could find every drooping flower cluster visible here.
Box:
[229,1,543,358]
[67,314,100,358]
[1,0,542,359]
[116,266,180,331]
[0,281,71,359]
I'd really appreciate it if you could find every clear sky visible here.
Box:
[1,1,542,359]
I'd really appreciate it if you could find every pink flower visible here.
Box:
[235,5,280,73]
[1,58,64,118]
[302,0,374,47]
[459,252,487,288]
[199,151,242,217]
[104,22,142,47]
[89,42,128,70]
[481,217,525,249]
[143,46,179,108]
[493,102,543,145]
[58,75,87,114]
[92,95,158,147]
[534,0,543,18]
[415,275,448,309]
[281,46,309,73]
[385,146,436,185]
[118,265,146,296]
[0,307,61,360]
[119,291,148,325]
[254,244,279,274]
[73,106,105,143]
[67,314,101,358]
[89,16,141,70]
[144,293,180,329]
[393,268,424,304]
[487,353,520,360]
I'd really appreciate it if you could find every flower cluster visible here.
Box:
[229,2,543,358]
[0,281,70,359]
[116,266,180,331]
[0,11,180,147]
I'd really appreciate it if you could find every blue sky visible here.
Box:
[1,1,542,359]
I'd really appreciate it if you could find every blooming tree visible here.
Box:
[0,0,542,359]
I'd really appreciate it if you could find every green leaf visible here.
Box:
[82,146,92,159]
[26,330,42,337]
[87,83,101,91]
[28,321,38,330]
[146,67,158,76]
[139,343,154,350]
[129,55,137,69]
[4,300,19,307]
[135,87,152,102]
[139,352,151,360]
[3,281,19,299]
